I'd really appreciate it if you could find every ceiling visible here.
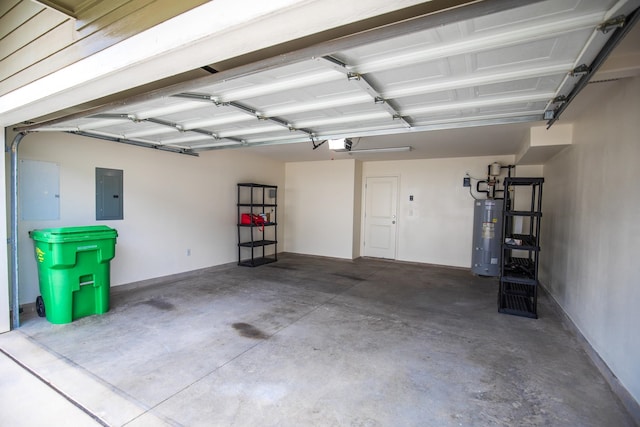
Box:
[31,0,92,18]
[20,0,640,162]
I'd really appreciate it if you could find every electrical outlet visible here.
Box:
[463,177,471,187]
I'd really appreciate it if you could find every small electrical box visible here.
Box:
[463,177,471,187]
[409,195,414,201]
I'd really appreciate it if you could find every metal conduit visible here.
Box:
[10,132,26,329]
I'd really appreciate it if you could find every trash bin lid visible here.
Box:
[29,226,118,243]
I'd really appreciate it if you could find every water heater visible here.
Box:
[471,199,503,276]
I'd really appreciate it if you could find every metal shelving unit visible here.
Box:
[499,177,544,318]
[237,183,278,267]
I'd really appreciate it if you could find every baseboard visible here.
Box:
[17,303,35,314]
[279,251,357,263]
[18,262,240,314]
[539,284,640,425]
[283,252,472,272]
[110,261,238,294]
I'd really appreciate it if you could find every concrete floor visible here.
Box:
[0,254,634,426]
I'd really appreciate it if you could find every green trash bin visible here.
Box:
[29,226,118,324]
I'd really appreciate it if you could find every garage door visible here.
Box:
[17,0,640,155]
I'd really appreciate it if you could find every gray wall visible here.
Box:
[541,76,640,405]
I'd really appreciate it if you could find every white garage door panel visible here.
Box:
[26,0,638,153]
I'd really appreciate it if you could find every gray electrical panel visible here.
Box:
[96,168,123,220]
[471,199,503,276]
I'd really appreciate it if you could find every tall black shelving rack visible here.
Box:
[237,183,278,267]
[499,177,544,318]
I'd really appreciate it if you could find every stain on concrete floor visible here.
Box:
[232,322,268,339]
[139,298,175,311]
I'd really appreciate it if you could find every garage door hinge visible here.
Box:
[597,15,626,34]
[569,64,590,77]
[552,95,568,104]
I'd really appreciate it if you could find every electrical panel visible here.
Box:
[96,168,123,220]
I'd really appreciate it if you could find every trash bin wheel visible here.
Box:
[36,296,45,318]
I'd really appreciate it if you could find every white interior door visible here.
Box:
[364,176,398,259]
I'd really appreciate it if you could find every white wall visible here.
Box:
[362,155,515,267]
[282,155,544,268]
[14,132,285,305]
[284,160,358,259]
[541,76,640,404]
